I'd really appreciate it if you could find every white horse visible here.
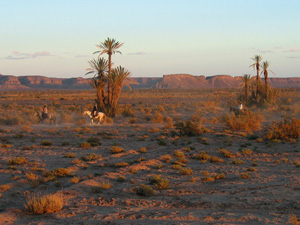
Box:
[83,110,105,125]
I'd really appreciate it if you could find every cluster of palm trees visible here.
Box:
[241,55,274,105]
[86,38,131,117]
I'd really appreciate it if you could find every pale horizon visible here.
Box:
[1,0,300,78]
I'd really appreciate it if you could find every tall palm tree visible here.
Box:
[94,38,124,105]
[250,55,263,96]
[261,61,274,98]
[85,57,109,111]
[240,74,251,104]
[109,66,131,117]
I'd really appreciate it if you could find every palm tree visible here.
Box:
[240,74,251,104]
[109,66,131,117]
[94,38,124,105]
[85,57,109,111]
[261,61,274,98]
[250,55,263,96]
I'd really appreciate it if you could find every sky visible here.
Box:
[0,0,300,78]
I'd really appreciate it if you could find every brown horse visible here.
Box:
[35,111,56,125]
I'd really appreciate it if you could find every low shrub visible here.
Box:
[81,153,101,161]
[110,145,125,154]
[25,193,63,214]
[86,137,101,146]
[266,118,300,140]
[240,173,250,179]
[92,182,112,193]
[220,149,235,158]
[51,168,70,177]
[136,184,154,197]
[175,120,206,136]
[8,157,27,165]
[224,111,263,133]
[40,140,53,146]
[179,167,193,175]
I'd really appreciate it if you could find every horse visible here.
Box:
[229,107,247,116]
[35,111,56,125]
[83,110,105,125]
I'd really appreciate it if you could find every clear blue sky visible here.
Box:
[0,0,300,78]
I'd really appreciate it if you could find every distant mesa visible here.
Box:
[0,73,300,90]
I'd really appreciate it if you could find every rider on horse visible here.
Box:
[42,105,48,119]
[91,103,98,118]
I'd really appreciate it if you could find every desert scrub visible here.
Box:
[214,173,226,179]
[210,156,224,163]
[240,173,250,179]
[149,175,170,190]
[136,184,155,197]
[81,153,101,161]
[115,162,129,167]
[266,118,300,140]
[0,184,12,192]
[121,104,136,117]
[175,120,206,136]
[151,111,164,123]
[61,141,70,146]
[92,182,112,193]
[80,142,91,148]
[51,168,70,177]
[196,151,211,161]
[8,157,27,165]
[224,111,263,133]
[220,149,235,158]
[232,159,244,164]
[160,154,172,163]
[201,176,215,182]
[25,193,63,214]
[140,147,147,153]
[86,136,101,146]
[117,176,127,182]
[40,140,53,146]
[25,172,39,181]
[70,176,80,184]
[240,148,253,155]
[173,150,185,158]
[179,167,193,175]
[64,153,76,158]
[110,145,125,154]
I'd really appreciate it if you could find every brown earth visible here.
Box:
[0,92,299,224]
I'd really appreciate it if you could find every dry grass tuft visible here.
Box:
[25,193,63,214]
[224,111,263,133]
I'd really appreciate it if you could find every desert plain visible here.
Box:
[0,88,300,225]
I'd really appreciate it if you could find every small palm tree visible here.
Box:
[109,66,131,117]
[85,57,108,111]
[240,74,251,104]
[261,61,274,98]
[94,38,124,105]
[250,55,263,96]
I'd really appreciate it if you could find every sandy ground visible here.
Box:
[0,117,299,225]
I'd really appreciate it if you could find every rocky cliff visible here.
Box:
[0,74,300,90]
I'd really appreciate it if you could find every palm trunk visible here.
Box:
[108,53,112,105]
[265,71,268,99]
[245,83,249,104]
[256,64,260,97]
